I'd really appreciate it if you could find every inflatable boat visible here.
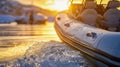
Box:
[54,0,120,67]
[55,14,120,67]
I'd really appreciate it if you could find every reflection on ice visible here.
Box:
[0,41,91,67]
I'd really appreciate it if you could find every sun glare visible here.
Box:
[50,0,70,11]
[17,0,71,11]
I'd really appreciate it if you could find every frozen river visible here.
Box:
[0,22,91,67]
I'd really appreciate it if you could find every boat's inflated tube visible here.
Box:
[96,33,120,58]
[55,13,120,66]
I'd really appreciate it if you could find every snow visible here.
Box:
[15,14,47,24]
[0,41,91,67]
[0,15,15,24]
[48,16,55,22]
[34,14,46,21]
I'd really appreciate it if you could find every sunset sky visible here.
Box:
[16,0,70,11]
[16,0,111,11]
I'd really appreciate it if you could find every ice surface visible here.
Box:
[0,41,91,67]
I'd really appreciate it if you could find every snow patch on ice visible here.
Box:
[0,15,15,24]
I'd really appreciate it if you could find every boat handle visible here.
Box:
[86,32,97,38]
[57,17,61,20]
[64,23,70,27]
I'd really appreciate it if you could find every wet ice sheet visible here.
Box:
[0,39,34,61]
[0,41,91,67]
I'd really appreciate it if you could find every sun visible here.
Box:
[50,0,70,11]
